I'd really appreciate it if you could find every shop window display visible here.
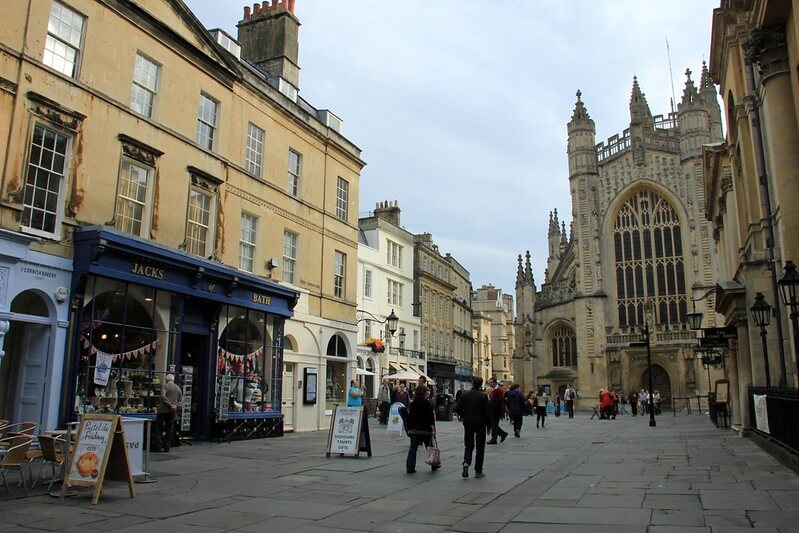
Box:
[75,277,178,415]
[325,334,349,410]
[216,305,282,415]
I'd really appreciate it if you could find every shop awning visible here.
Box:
[72,227,299,317]
[356,368,376,376]
[389,370,422,381]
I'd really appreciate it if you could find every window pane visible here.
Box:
[43,2,84,78]
[116,160,150,236]
[22,124,69,235]
[245,123,264,177]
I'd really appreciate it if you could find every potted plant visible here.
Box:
[364,338,385,353]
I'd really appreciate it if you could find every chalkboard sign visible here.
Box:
[61,414,135,504]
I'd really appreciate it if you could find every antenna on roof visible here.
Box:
[666,35,676,115]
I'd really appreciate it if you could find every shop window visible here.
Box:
[325,334,348,410]
[75,277,179,416]
[216,306,282,415]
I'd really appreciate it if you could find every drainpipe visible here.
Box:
[742,36,788,388]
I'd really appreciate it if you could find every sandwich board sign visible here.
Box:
[61,414,135,504]
[326,405,371,458]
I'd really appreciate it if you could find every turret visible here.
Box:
[567,90,598,178]
[629,76,654,128]
[547,209,562,274]
[699,61,724,142]
[560,221,568,254]
[678,68,711,159]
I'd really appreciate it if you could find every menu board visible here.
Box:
[326,406,363,457]
[181,370,193,431]
[62,414,135,504]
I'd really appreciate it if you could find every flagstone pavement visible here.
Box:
[2,412,798,532]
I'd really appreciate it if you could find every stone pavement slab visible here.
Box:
[2,413,798,532]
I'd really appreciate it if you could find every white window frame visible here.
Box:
[287,149,301,196]
[335,177,348,220]
[283,230,298,285]
[196,93,218,150]
[387,239,403,268]
[387,279,403,307]
[115,158,154,237]
[333,250,346,299]
[364,320,372,340]
[43,1,85,78]
[130,52,160,118]
[239,212,258,272]
[245,123,265,178]
[21,123,71,239]
[363,269,372,299]
[186,186,216,258]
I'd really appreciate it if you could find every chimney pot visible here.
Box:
[253,3,260,16]
[288,0,295,13]
[244,5,251,18]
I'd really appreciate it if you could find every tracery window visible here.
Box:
[613,189,687,328]
[551,324,576,367]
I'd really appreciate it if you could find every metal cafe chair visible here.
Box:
[33,435,66,491]
[0,435,33,495]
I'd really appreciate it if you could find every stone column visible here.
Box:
[734,314,754,430]
[749,29,799,262]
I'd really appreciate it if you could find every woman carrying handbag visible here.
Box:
[400,384,439,473]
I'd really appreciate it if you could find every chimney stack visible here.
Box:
[238,1,300,88]
[374,200,401,227]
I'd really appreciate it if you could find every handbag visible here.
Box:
[425,436,441,466]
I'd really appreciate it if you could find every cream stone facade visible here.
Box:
[357,201,423,396]
[0,0,363,436]
[472,285,515,383]
[446,254,474,391]
[472,312,494,383]
[516,70,725,406]
[705,0,799,430]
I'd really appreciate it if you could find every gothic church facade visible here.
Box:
[515,68,724,405]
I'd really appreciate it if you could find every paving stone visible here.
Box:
[700,489,779,510]
[512,506,652,526]
[651,508,705,526]
[577,493,644,508]
[643,493,703,510]
[648,527,710,533]
[171,509,267,529]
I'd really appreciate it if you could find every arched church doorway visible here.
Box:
[0,290,53,427]
[641,364,671,408]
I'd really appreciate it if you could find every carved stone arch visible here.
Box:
[544,319,577,368]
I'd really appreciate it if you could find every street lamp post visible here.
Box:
[357,308,399,377]
[778,261,799,382]
[750,293,772,387]
[631,319,656,427]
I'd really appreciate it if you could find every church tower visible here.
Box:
[517,66,723,407]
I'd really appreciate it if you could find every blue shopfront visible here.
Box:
[67,227,298,441]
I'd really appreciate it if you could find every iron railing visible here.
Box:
[748,386,799,455]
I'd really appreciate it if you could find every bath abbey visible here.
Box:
[514,66,725,404]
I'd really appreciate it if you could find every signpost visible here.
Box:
[61,414,135,505]
[325,405,371,458]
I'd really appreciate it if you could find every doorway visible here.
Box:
[642,364,672,408]
[180,332,210,440]
[282,363,295,432]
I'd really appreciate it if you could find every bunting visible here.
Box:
[82,336,161,363]
[217,346,263,363]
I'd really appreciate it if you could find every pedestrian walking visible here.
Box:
[156,373,182,452]
[565,384,576,419]
[639,389,647,415]
[654,390,662,415]
[454,376,491,479]
[455,384,465,420]
[505,384,526,437]
[554,393,562,417]
[486,378,508,444]
[534,385,548,428]
[619,391,629,415]
[399,385,438,474]
[377,379,391,424]
[397,383,410,407]
[628,389,639,416]
[524,391,534,416]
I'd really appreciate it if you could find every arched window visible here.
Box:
[551,324,576,367]
[613,189,687,328]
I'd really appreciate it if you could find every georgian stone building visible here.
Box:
[0,0,364,437]
[516,70,724,403]
[705,0,799,430]
[472,285,515,383]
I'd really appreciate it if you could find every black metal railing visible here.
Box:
[748,386,799,455]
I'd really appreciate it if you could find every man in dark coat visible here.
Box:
[455,376,491,479]
[487,378,508,444]
[505,384,526,437]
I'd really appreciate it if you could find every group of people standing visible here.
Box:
[376,377,438,424]
[596,388,663,419]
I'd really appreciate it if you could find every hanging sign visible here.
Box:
[93,352,112,386]
[61,414,135,505]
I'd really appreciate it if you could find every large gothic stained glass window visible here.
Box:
[613,189,687,329]
[551,324,577,367]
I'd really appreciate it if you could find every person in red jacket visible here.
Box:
[599,389,615,420]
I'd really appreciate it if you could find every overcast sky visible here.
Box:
[184,0,719,296]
